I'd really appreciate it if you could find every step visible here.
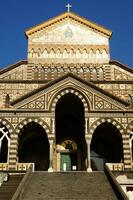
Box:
[0,174,24,200]
[21,172,118,200]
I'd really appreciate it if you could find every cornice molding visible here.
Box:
[110,60,133,74]
[25,12,112,38]
[0,60,28,75]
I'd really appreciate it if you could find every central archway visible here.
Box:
[55,93,86,171]
[18,122,49,171]
[90,122,123,171]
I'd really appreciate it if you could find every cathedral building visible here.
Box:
[0,10,133,173]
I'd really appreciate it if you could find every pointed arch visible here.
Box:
[60,67,64,76]
[47,67,52,80]
[76,49,81,59]
[0,123,10,163]
[90,120,124,170]
[56,48,61,59]
[92,68,97,80]
[49,49,55,58]
[43,49,48,59]
[79,67,84,79]
[37,48,41,58]
[34,50,38,59]
[53,67,58,79]
[50,88,90,112]
[63,49,68,59]
[98,68,104,80]
[102,49,108,61]
[96,49,101,63]
[85,67,91,80]
[40,67,45,80]
[70,48,74,59]
[31,48,35,58]
[73,67,78,75]
[33,66,39,80]
[15,118,50,135]
[90,118,124,136]
[55,93,86,170]
[89,49,94,62]
[18,121,50,171]
[83,49,88,59]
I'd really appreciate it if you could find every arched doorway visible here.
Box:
[0,123,10,163]
[59,139,78,171]
[55,93,86,171]
[18,121,49,171]
[90,122,123,171]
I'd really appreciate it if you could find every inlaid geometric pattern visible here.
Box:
[0,118,13,133]
[20,95,45,109]
[94,95,120,110]
[114,69,133,80]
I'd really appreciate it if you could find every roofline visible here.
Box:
[0,60,28,75]
[1,79,133,84]
[11,73,129,107]
[110,60,133,74]
[25,11,112,38]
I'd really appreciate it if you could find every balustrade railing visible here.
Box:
[0,163,8,171]
[106,163,124,171]
[16,163,35,171]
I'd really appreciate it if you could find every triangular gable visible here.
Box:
[0,60,28,80]
[25,12,112,39]
[11,73,128,111]
[110,60,133,80]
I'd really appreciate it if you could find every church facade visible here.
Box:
[0,11,133,172]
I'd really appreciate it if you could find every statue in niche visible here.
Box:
[5,94,10,108]
[127,94,133,108]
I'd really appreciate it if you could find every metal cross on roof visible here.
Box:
[66,3,72,12]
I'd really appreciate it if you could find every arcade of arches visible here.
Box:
[0,93,130,172]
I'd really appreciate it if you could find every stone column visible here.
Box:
[51,118,55,134]
[48,139,54,172]
[86,139,92,172]
[122,132,132,171]
[8,132,18,171]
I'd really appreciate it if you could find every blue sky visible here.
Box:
[0,0,133,68]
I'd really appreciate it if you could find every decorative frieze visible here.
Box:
[28,46,109,64]
[97,83,133,101]
[31,64,106,81]
[0,83,43,108]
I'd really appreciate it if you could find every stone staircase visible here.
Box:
[0,173,24,200]
[21,172,118,200]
